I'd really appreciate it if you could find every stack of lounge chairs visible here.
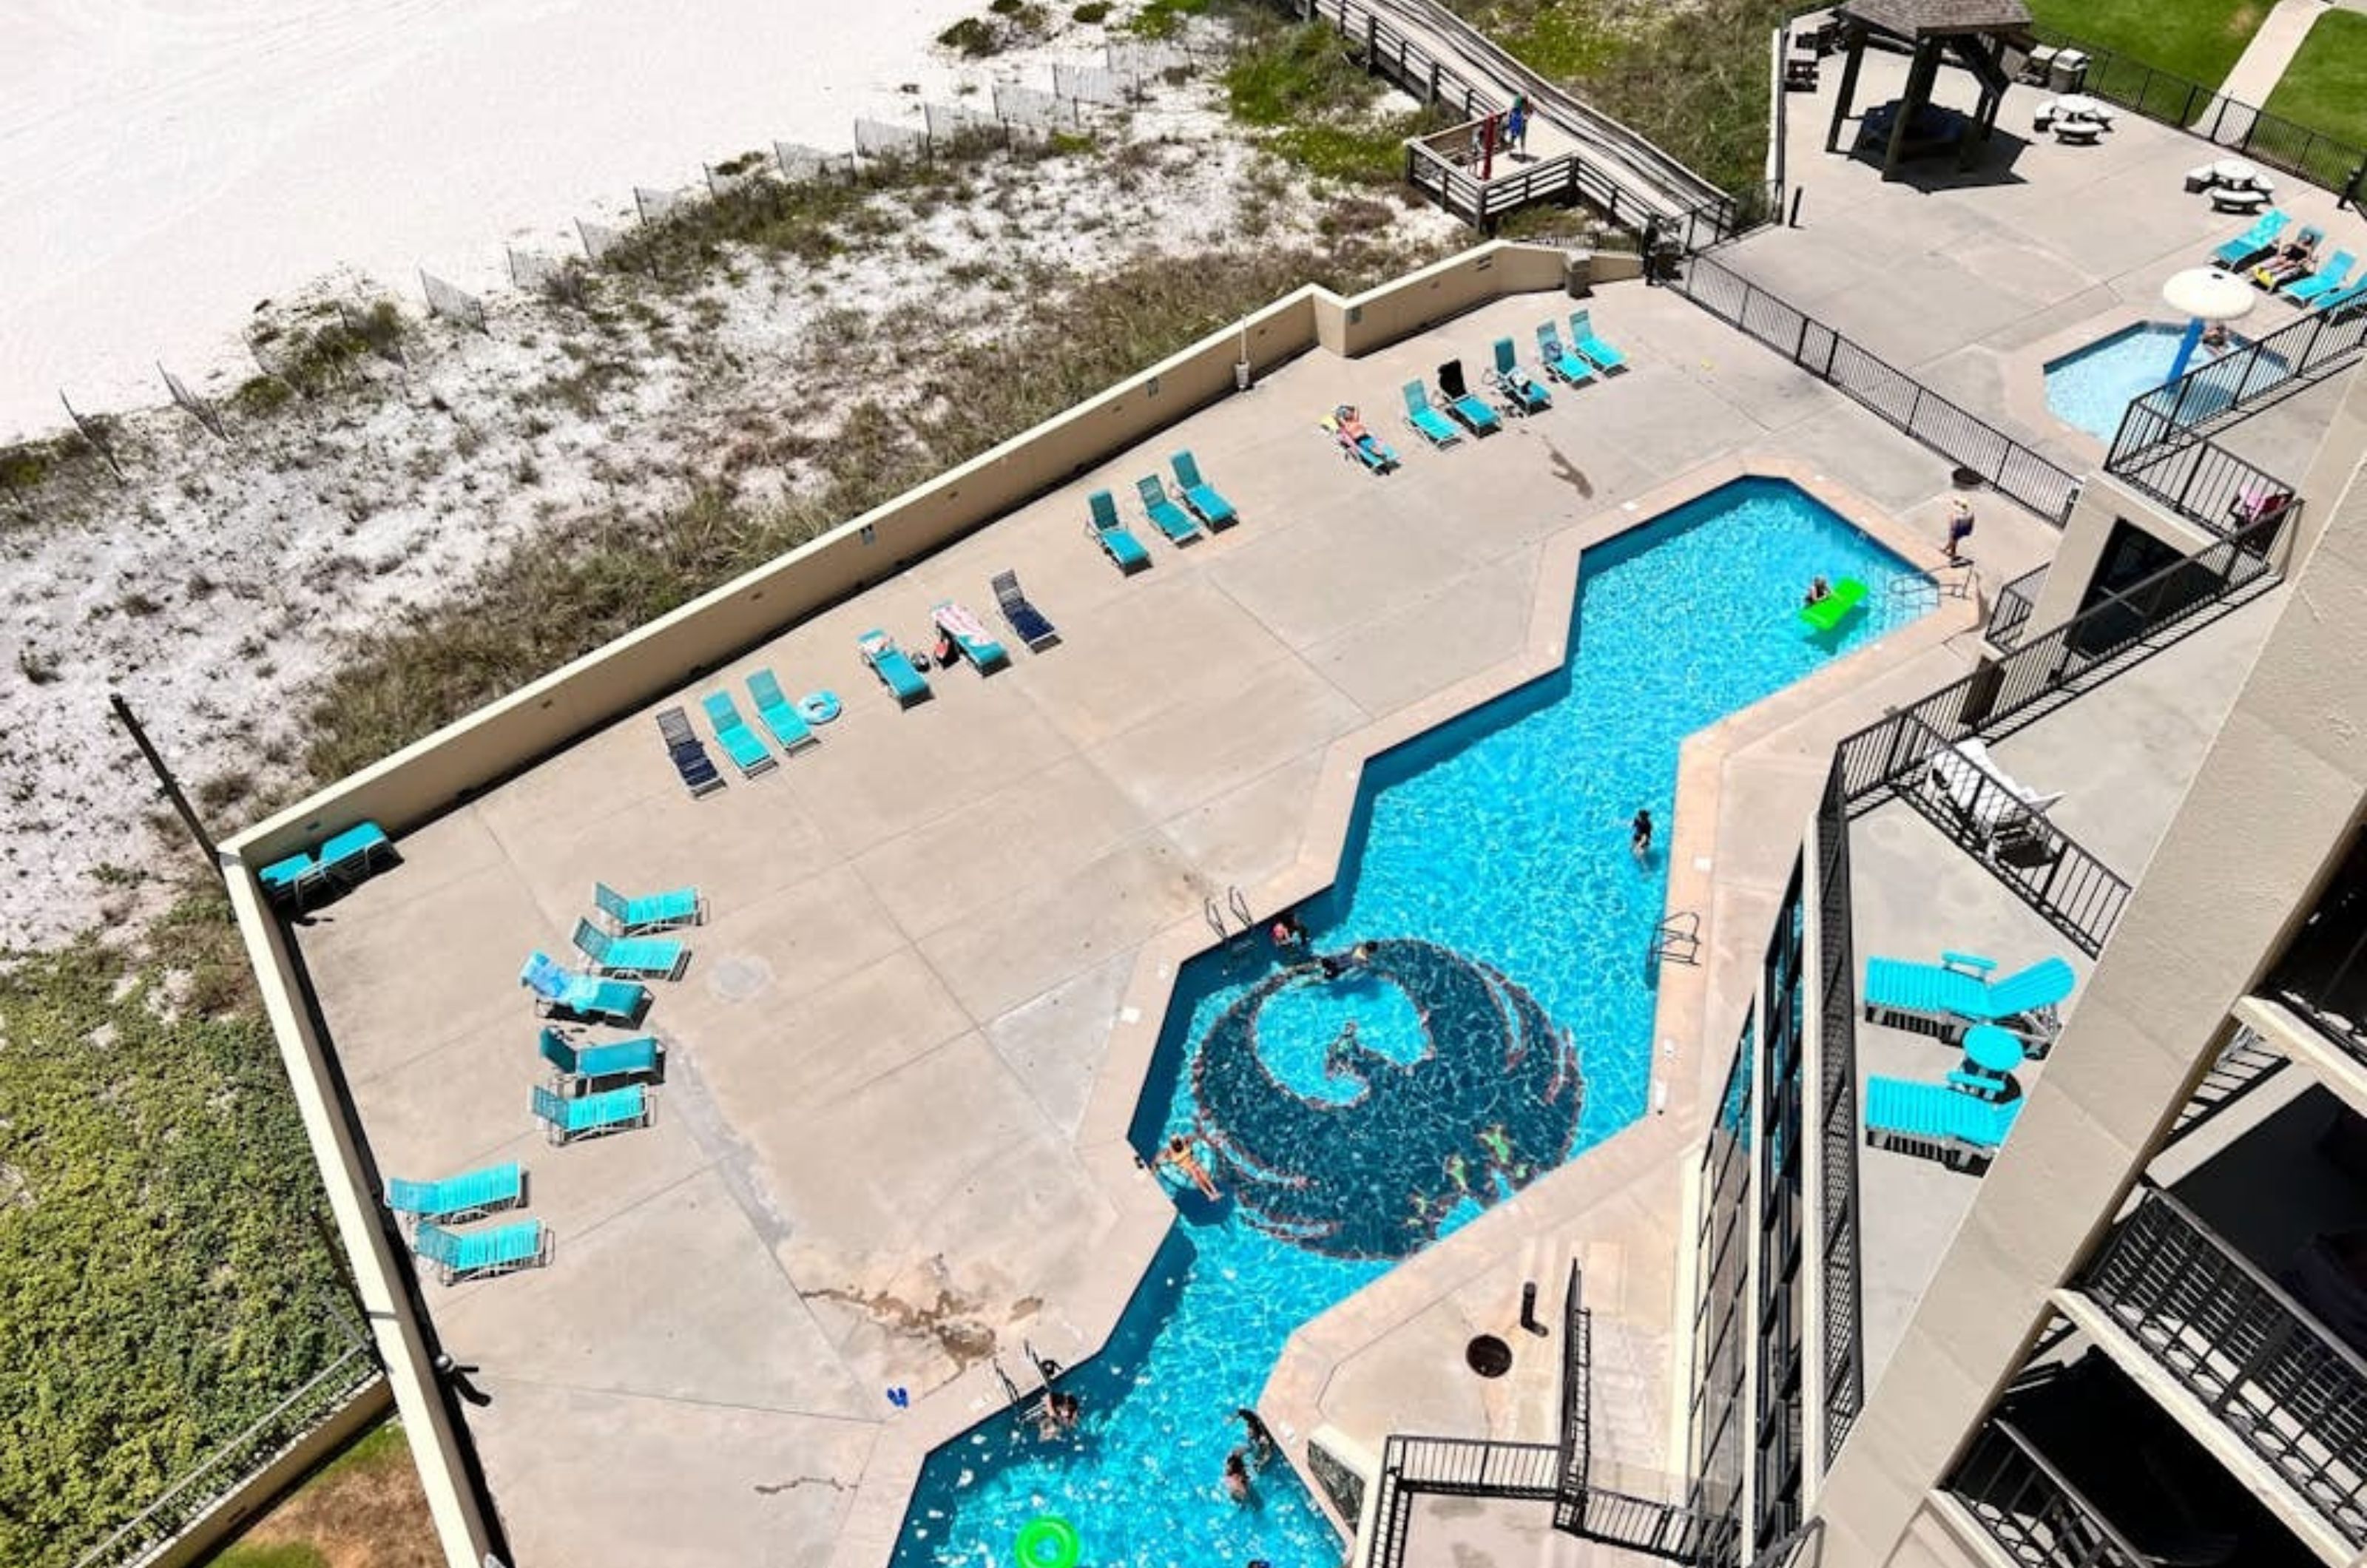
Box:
[385,1161,548,1285]
[520,950,652,1026]
[258,821,398,913]
[1860,948,2079,1172]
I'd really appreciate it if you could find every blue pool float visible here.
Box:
[1015,1515,1081,1568]
[797,689,843,724]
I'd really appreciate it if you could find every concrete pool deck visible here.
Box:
[290,274,2055,1568]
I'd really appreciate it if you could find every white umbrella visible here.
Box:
[2160,266,2257,385]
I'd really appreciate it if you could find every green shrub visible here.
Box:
[938,16,1003,55]
[231,375,294,417]
[1127,0,1210,38]
[1073,1,1111,21]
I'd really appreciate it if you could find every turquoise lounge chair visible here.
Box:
[386,1162,524,1224]
[1864,1075,2022,1169]
[520,950,649,1025]
[317,822,394,879]
[571,918,686,980]
[932,601,1010,672]
[533,1083,651,1144]
[258,850,328,911]
[2286,250,2357,305]
[593,881,703,933]
[413,1218,549,1285]
[1536,322,1596,387]
[1170,451,1237,527]
[538,1027,661,1087]
[700,692,777,778]
[1402,380,1463,447]
[1862,950,2076,1047]
[1488,337,1551,414]
[1567,310,1627,374]
[860,629,932,706]
[1435,359,1503,434]
[1134,475,1203,544]
[2211,209,2287,269]
[2308,275,2367,315]
[1087,490,1152,572]
[745,669,819,755]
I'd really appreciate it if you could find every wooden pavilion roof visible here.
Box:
[1838,0,2033,38]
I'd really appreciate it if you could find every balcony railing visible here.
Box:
[1947,1419,2150,1568]
[2267,839,2367,1064]
[1987,565,2045,649]
[2076,1187,2367,1547]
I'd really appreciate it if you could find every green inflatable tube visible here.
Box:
[1015,1514,1081,1568]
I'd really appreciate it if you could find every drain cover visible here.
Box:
[1466,1334,1513,1378]
[706,954,773,1004]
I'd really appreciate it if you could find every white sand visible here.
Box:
[0,0,1006,440]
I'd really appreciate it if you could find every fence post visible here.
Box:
[1365,13,1377,67]
[1905,384,1925,434]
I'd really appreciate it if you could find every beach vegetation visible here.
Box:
[231,375,295,417]
[1073,1,1111,20]
[1223,13,1445,186]
[1127,0,1209,39]
[206,1419,438,1568]
[938,16,1004,55]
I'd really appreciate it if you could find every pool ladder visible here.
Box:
[1649,910,1702,970]
[1203,885,1257,963]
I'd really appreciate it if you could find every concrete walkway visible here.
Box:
[2215,0,2332,109]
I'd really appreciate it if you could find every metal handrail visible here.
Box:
[1987,564,2046,649]
[2113,1185,2367,1386]
[1948,1419,2152,1568]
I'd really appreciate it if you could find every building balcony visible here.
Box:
[2070,1179,2367,1556]
[2261,826,2367,1069]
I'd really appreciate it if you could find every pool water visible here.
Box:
[892,478,1923,1568]
[2043,322,2287,443]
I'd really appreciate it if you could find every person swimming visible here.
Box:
[1161,1135,1220,1200]
[1235,1407,1277,1467]
[1805,575,1831,606]
[1223,1448,1253,1502]
[1631,808,1655,861]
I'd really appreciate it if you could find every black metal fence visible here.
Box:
[1987,565,2046,649]
[2267,825,2367,1064]
[1556,1262,1592,1519]
[2077,1186,2367,1547]
[1812,760,1863,1464]
[1671,255,2081,524]
[2029,24,2367,200]
[1945,1419,2152,1568]
[2107,297,2367,476]
[2111,434,2300,540]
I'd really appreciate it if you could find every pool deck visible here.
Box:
[294,274,2058,1568]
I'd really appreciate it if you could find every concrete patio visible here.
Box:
[294,275,2026,1567]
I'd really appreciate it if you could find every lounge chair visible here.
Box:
[656,706,726,798]
[1170,451,1237,527]
[991,570,1059,650]
[413,1218,550,1285]
[2210,209,2287,270]
[1134,475,1203,545]
[1087,490,1152,572]
[1401,381,1463,448]
[2312,276,2367,316]
[1435,359,1503,434]
[2289,251,2360,305]
[1536,322,1597,387]
[571,917,686,980]
[592,880,703,933]
[932,601,1011,672]
[1864,1075,2022,1169]
[538,1027,661,1089]
[1863,950,2078,1047]
[1488,337,1552,415]
[745,669,820,755]
[860,629,932,706]
[258,850,330,912]
[1567,311,1627,374]
[1922,738,2063,854]
[532,1083,652,1145]
[385,1162,524,1225]
[318,822,396,884]
[520,950,650,1025]
[700,692,777,778]
[1325,413,1399,473]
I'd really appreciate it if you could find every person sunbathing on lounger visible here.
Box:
[1334,405,1386,463]
[2254,232,2320,288]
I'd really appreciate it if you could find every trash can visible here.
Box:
[1564,253,1590,297]
[2047,50,2088,94]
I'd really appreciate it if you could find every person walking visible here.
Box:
[1945,498,1976,564]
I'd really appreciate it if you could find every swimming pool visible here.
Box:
[892,477,1924,1568]
[2043,322,2287,443]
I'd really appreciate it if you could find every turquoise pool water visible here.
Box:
[2043,322,2287,443]
[892,477,1922,1568]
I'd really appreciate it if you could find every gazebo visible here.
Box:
[1823,0,2035,178]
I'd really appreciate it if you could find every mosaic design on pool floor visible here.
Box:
[1189,937,1583,1260]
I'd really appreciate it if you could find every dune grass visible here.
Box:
[2262,10,2367,152]
[203,1421,438,1568]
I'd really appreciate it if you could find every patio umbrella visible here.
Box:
[2160,266,2256,386]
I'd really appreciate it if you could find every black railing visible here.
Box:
[1556,1263,1592,1516]
[2027,25,2367,200]
[2078,1186,2367,1546]
[1671,255,2081,524]
[1988,564,2045,649]
[2111,434,2301,541]
[1946,1419,2152,1568]
[2165,1024,2286,1148]
[1812,759,1863,1463]
[2267,825,2367,1063]
[2107,299,2367,476]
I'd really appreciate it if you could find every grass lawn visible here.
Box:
[2023,0,2269,90]
[203,1421,439,1568]
[2263,10,2367,150]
